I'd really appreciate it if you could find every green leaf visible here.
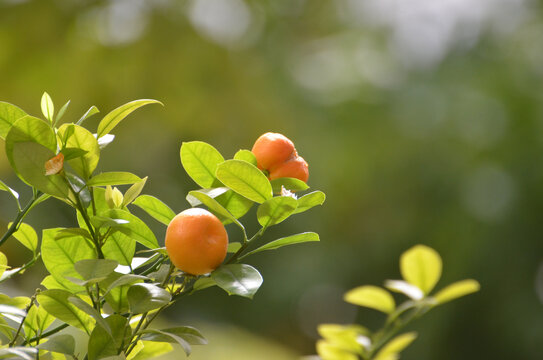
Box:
[318,324,367,353]
[0,101,27,139]
[215,189,253,219]
[122,177,148,206]
[61,147,88,161]
[90,215,129,229]
[131,341,173,360]
[100,273,132,313]
[233,149,257,166]
[24,305,54,341]
[54,228,92,242]
[88,325,118,360]
[74,259,119,282]
[41,92,55,122]
[186,190,244,230]
[191,277,216,293]
[103,209,159,249]
[37,289,95,334]
[180,141,225,188]
[243,232,319,257]
[68,296,111,334]
[142,326,207,345]
[97,99,162,139]
[132,195,175,226]
[211,264,263,299]
[10,222,38,253]
[400,245,442,295]
[0,304,26,317]
[88,172,142,187]
[41,228,97,292]
[316,340,359,360]
[5,116,69,198]
[57,124,100,179]
[105,185,124,209]
[294,191,325,214]
[0,347,38,360]
[216,160,272,203]
[374,332,417,360]
[102,231,136,266]
[54,100,70,124]
[270,177,309,194]
[0,179,19,200]
[433,279,480,304]
[127,283,171,314]
[37,334,76,355]
[101,274,146,297]
[139,329,191,356]
[343,286,396,314]
[257,196,298,227]
[0,251,6,279]
[77,105,99,125]
[0,294,30,308]
[227,242,242,253]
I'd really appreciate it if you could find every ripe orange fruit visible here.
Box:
[269,156,309,183]
[165,208,228,275]
[251,132,297,170]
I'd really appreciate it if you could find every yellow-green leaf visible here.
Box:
[374,332,417,360]
[343,285,395,314]
[433,279,480,304]
[400,245,442,294]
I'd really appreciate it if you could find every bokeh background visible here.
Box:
[1,0,543,359]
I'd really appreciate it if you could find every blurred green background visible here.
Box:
[1,0,543,358]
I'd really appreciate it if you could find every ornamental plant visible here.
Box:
[0,93,325,359]
[312,245,480,360]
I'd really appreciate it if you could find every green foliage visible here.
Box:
[0,94,325,358]
[314,245,479,360]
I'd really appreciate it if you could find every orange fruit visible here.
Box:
[269,156,309,183]
[165,208,228,275]
[251,132,297,170]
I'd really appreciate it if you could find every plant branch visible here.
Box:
[0,190,42,248]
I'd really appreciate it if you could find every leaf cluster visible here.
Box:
[314,245,480,360]
[0,94,326,359]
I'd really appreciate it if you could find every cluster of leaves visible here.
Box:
[0,93,325,359]
[313,245,480,360]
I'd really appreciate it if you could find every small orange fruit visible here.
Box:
[251,132,296,170]
[269,156,309,183]
[165,208,228,275]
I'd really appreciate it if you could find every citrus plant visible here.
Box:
[312,245,480,360]
[0,93,325,359]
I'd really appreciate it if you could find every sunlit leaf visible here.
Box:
[270,177,309,194]
[41,92,54,122]
[374,332,417,360]
[257,196,298,227]
[400,245,442,294]
[344,286,395,314]
[77,105,99,125]
[211,264,263,299]
[132,195,175,226]
[233,149,257,166]
[5,116,69,198]
[131,341,173,360]
[97,99,163,139]
[216,160,272,203]
[122,176,148,206]
[87,172,142,187]
[316,340,359,360]
[294,191,325,214]
[0,347,38,360]
[57,123,100,179]
[0,251,6,279]
[186,190,244,229]
[0,101,27,139]
[41,228,96,292]
[37,289,95,334]
[103,209,159,249]
[102,231,136,266]
[433,279,480,304]
[243,232,319,257]
[54,100,70,124]
[181,141,225,188]
[10,222,38,253]
[74,259,119,281]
